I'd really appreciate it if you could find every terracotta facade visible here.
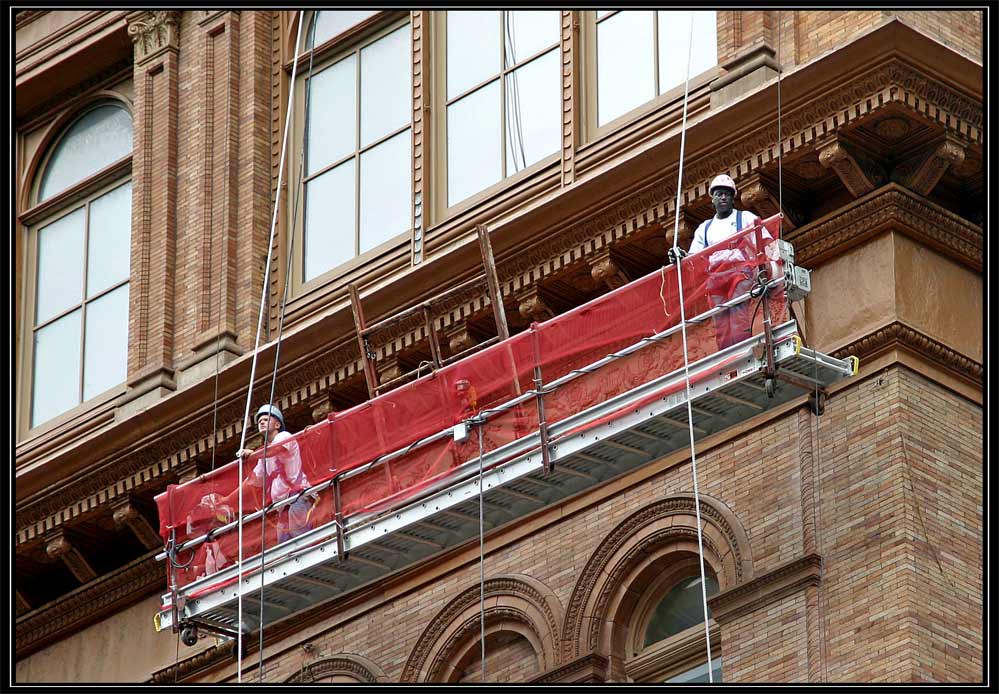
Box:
[14,10,983,683]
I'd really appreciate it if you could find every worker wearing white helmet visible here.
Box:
[201,403,315,546]
[683,174,770,350]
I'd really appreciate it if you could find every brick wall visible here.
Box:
[456,632,541,683]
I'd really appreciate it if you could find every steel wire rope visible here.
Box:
[667,11,715,682]
[478,422,487,682]
[250,10,321,679]
[235,10,306,683]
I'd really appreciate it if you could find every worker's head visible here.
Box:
[709,174,737,218]
[255,404,284,435]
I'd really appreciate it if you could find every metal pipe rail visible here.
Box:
[157,276,787,562]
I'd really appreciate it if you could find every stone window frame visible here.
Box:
[578,9,720,143]
[17,95,134,440]
[287,10,414,297]
[428,10,564,219]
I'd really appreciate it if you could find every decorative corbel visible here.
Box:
[376,355,404,387]
[589,248,629,290]
[895,136,966,196]
[517,286,554,323]
[445,323,478,356]
[112,497,163,551]
[311,395,334,423]
[16,589,30,617]
[817,136,885,198]
[45,529,97,584]
[739,172,804,231]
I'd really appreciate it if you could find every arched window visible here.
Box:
[628,567,723,683]
[24,101,133,430]
[643,574,719,647]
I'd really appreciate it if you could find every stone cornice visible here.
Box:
[785,183,982,271]
[832,321,982,385]
[150,641,235,683]
[707,553,822,624]
[532,653,609,683]
[15,552,164,659]
[15,10,47,29]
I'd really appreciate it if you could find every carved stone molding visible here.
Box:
[445,324,477,355]
[401,574,563,682]
[532,653,609,683]
[149,640,235,683]
[739,172,804,231]
[831,321,982,385]
[285,655,388,683]
[561,494,753,662]
[16,553,163,659]
[707,553,822,624]
[44,529,96,584]
[517,286,553,322]
[589,248,629,290]
[126,11,182,64]
[685,59,982,203]
[786,184,981,271]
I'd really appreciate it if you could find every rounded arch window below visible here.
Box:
[642,573,719,647]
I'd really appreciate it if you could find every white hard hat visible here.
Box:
[255,404,284,429]
[709,174,737,196]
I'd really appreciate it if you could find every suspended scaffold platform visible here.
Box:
[153,215,857,645]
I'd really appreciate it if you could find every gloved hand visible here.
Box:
[666,247,688,265]
[199,493,233,524]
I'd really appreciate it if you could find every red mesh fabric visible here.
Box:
[156,215,787,589]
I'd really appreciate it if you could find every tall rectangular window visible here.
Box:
[444,10,561,207]
[300,15,412,284]
[594,10,717,128]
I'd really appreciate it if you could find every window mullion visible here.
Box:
[653,12,661,95]
[499,11,507,178]
[354,47,362,256]
[78,201,91,404]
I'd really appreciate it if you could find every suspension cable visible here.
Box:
[668,11,715,683]
[254,10,321,679]
[236,10,306,683]
[477,422,487,682]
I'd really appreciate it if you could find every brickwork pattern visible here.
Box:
[723,592,810,682]
[456,632,540,683]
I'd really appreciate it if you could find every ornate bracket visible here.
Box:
[112,497,162,551]
[517,285,554,323]
[894,136,966,195]
[44,529,97,584]
[445,323,477,356]
[588,248,629,290]
[739,171,805,232]
[817,136,886,198]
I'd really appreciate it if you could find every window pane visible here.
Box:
[447,81,501,206]
[32,310,82,427]
[360,24,411,147]
[447,11,500,99]
[304,159,356,281]
[597,11,655,126]
[36,207,85,324]
[360,129,411,254]
[665,657,722,683]
[644,575,719,646]
[307,10,378,49]
[87,182,132,297]
[307,55,356,175]
[505,48,560,174]
[658,11,717,94]
[596,10,614,20]
[83,284,129,400]
[504,11,559,68]
[39,105,132,202]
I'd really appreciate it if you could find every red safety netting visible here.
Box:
[156,215,786,591]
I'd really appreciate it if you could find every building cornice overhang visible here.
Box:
[14,17,983,612]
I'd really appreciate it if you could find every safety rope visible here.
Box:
[668,11,715,683]
[252,10,321,679]
[477,422,487,682]
[236,10,306,683]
